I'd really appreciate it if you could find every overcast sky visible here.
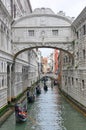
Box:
[30,0,86,18]
[30,0,86,57]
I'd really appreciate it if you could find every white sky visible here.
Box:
[39,48,53,57]
[30,0,86,18]
[30,0,86,57]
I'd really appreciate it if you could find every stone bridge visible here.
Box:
[40,73,58,80]
[12,8,74,60]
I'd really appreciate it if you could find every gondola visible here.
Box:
[27,94,35,103]
[44,85,48,91]
[36,86,41,94]
[15,103,27,122]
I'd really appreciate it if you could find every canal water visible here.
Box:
[1,81,86,130]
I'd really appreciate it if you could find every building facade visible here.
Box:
[0,0,38,109]
[41,57,48,74]
[47,53,54,73]
[53,49,59,74]
[60,7,86,108]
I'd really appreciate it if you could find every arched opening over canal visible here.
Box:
[13,46,73,61]
[10,45,74,101]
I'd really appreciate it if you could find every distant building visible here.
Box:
[41,57,48,74]
[47,53,54,73]
[36,49,42,74]
[53,49,59,74]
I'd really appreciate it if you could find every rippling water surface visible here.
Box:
[1,82,86,130]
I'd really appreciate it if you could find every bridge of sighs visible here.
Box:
[12,8,74,60]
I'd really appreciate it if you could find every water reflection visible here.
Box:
[1,82,86,130]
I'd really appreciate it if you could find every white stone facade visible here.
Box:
[13,0,32,18]
[12,8,73,57]
[0,0,12,108]
[0,0,38,109]
[61,7,86,107]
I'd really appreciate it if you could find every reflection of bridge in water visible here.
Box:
[40,73,58,79]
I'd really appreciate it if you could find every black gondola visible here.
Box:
[36,85,41,94]
[44,84,48,91]
[15,103,27,122]
[27,91,35,103]
[27,94,35,103]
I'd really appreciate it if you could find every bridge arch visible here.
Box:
[13,46,73,61]
[12,8,74,61]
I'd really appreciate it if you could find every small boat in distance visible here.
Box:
[44,85,48,91]
[44,83,48,91]
[36,85,41,94]
[27,91,35,103]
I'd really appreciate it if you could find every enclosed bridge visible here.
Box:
[12,8,74,60]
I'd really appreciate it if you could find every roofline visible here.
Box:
[72,6,86,28]
[12,13,72,26]
[27,0,32,13]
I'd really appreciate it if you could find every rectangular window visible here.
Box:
[68,77,70,85]
[52,30,58,36]
[28,30,34,36]
[83,25,86,35]
[82,80,84,89]
[76,78,78,85]
[72,77,74,85]
[83,49,85,59]
[76,31,79,39]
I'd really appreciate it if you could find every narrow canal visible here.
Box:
[1,81,86,130]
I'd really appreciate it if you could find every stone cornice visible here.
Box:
[12,25,71,28]
[0,49,13,61]
[72,7,86,28]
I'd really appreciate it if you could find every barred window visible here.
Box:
[52,30,58,36]
[28,30,34,36]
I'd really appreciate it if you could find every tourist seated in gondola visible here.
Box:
[15,103,27,122]
[36,85,41,94]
